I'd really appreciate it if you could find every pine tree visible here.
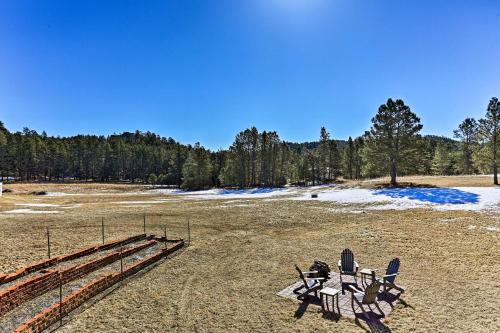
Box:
[477,97,499,184]
[432,142,456,175]
[353,137,364,179]
[365,99,423,186]
[181,143,213,190]
[318,127,330,182]
[343,137,354,179]
[454,118,478,175]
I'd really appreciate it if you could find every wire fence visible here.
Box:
[0,213,191,269]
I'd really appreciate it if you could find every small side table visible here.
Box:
[319,287,340,314]
[360,268,376,287]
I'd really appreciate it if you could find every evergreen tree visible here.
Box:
[318,127,330,181]
[432,142,457,175]
[365,98,423,185]
[454,118,478,175]
[477,97,499,185]
[181,143,213,190]
[353,137,364,179]
[343,137,354,179]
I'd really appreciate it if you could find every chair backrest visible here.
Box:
[295,265,307,286]
[340,248,355,272]
[362,282,381,304]
[385,258,400,284]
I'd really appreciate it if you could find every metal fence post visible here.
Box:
[187,217,191,246]
[120,246,123,281]
[47,227,51,259]
[59,273,63,326]
[101,217,105,244]
[164,226,167,249]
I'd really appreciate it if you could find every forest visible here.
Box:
[0,97,498,189]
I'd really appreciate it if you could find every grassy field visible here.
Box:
[0,176,498,332]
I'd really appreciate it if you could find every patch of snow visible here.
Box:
[482,226,500,232]
[61,204,82,209]
[327,208,366,214]
[216,204,256,208]
[3,209,62,214]
[468,225,477,230]
[45,192,74,197]
[15,203,82,209]
[147,188,182,195]
[16,203,61,207]
[178,188,292,200]
[113,201,168,205]
[292,187,500,212]
[45,191,152,197]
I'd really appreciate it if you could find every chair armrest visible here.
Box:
[348,285,364,294]
[383,273,398,278]
[301,271,319,275]
[305,277,325,281]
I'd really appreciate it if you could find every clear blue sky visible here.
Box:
[1,0,499,149]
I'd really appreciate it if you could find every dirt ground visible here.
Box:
[0,176,498,332]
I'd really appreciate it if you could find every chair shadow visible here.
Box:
[322,311,341,322]
[353,312,392,333]
[397,298,415,310]
[341,281,358,294]
[294,295,321,319]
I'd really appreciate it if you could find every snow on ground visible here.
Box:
[293,187,500,212]
[45,191,149,197]
[15,203,82,209]
[16,203,61,207]
[215,204,257,208]
[3,209,62,214]
[482,226,500,232]
[113,201,170,205]
[25,185,500,212]
[174,187,292,200]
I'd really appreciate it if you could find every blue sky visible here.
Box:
[0,0,499,149]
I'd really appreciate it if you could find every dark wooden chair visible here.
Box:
[338,248,359,286]
[292,265,325,300]
[376,258,404,294]
[349,281,384,320]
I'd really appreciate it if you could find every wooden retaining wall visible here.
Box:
[14,240,184,333]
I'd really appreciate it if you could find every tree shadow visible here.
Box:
[373,187,479,204]
[373,182,437,189]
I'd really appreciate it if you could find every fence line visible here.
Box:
[0,214,192,268]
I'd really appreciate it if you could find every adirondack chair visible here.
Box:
[338,249,359,285]
[376,258,404,294]
[293,265,325,300]
[349,282,384,319]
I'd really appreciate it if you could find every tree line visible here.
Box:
[0,96,498,189]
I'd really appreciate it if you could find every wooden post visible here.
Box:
[59,273,63,326]
[187,217,191,246]
[143,214,146,234]
[101,217,105,244]
[47,227,51,259]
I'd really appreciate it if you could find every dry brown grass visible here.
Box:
[344,174,496,188]
[0,178,499,332]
